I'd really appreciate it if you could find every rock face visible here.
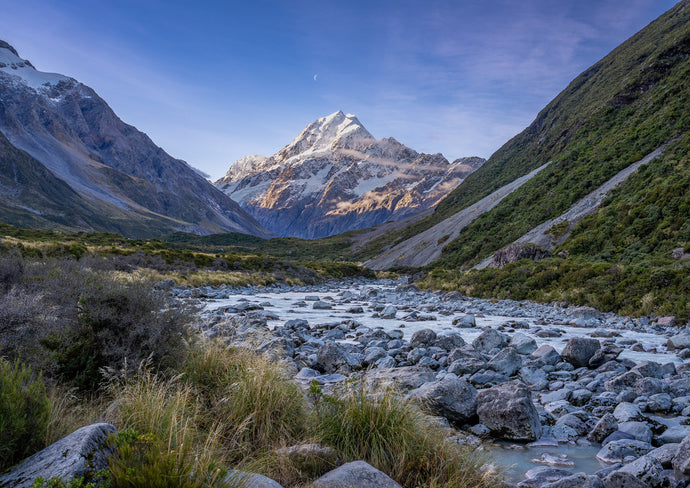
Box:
[476,380,542,441]
[0,41,267,238]
[488,242,552,268]
[312,461,402,488]
[0,423,116,488]
[215,111,484,238]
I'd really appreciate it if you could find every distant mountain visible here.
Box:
[215,111,484,239]
[0,41,268,238]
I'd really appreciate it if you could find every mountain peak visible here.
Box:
[0,40,69,90]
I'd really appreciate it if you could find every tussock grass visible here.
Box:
[313,384,501,488]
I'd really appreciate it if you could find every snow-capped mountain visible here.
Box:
[0,40,267,238]
[215,111,484,239]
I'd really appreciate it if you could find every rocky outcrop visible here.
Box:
[409,377,478,424]
[0,423,116,488]
[216,111,484,238]
[488,243,552,268]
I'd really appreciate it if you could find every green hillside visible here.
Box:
[357,0,690,266]
[410,1,690,319]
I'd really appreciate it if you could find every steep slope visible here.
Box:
[216,111,483,239]
[359,0,690,271]
[0,41,267,238]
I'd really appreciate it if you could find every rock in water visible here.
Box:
[312,461,402,488]
[0,423,116,488]
[476,380,542,441]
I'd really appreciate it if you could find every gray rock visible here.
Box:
[472,328,509,354]
[542,473,604,488]
[588,413,618,443]
[487,347,522,376]
[561,337,601,368]
[673,434,690,481]
[453,314,476,328]
[381,305,397,319]
[613,403,645,423]
[589,345,623,368]
[226,471,284,488]
[315,343,358,373]
[596,439,654,464]
[432,332,466,351]
[617,455,664,488]
[312,301,333,310]
[476,380,542,441]
[630,361,664,379]
[447,346,487,375]
[274,443,338,466]
[667,333,690,350]
[602,471,651,488]
[646,393,672,413]
[618,422,652,444]
[409,377,478,425]
[646,443,680,468]
[410,328,437,347]
[312,461,402,488]
[532,345,563,365]
[633,377,668,397]
[364,365,436,393]
[658,425,690,444]
[0,423,115,488]
[510,333,538,355]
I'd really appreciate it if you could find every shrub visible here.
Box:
[42,277,194,391]
[314,383,500,488]
[0,359,51,470]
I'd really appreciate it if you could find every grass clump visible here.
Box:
[0,359,50,471]
[313,383,499,488]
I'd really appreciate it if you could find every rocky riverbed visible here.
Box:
[174,278,690,488]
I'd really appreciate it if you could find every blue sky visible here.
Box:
[0,0,679,179]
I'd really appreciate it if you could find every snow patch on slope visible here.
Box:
[0,46,70,90]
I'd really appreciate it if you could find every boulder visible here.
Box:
[447,346,487,375]
[613,403,645,423]
[0,423,116,488]
[472,328,509,354]
[531,345,562,365]
[312,461,402,488]
[315,343,359,373]
[561,337,600,368]
[602,471,652,488]
[410,328,436,348]
[226,471,284,488]
[617,455,664,488]
[510,333,538,355]
[487,347,522,376]
[541,473,604,488]
[453,314,476,328]
[432,332,466,351]
[589,345,623,368]
[476,380,542,441]
[596,439,654,464]
[364,365,435,393]
[588,413,618,443]
[381,305,397,319]
[672,434,690,481]
[409,377,478,425]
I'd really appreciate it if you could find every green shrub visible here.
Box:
[0,359,50,470]
[42,278,194,391]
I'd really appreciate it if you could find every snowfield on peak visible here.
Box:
[216,110,485,239]
[0,43,70,90]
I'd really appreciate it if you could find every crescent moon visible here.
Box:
[313,74,318,81]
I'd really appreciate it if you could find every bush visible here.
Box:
[42,278,194,391]
[0,359,50,470]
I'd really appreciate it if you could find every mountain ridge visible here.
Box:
[0,41,268,238]
[216,110,484,239]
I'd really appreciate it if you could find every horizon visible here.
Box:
[0,0,679,180]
